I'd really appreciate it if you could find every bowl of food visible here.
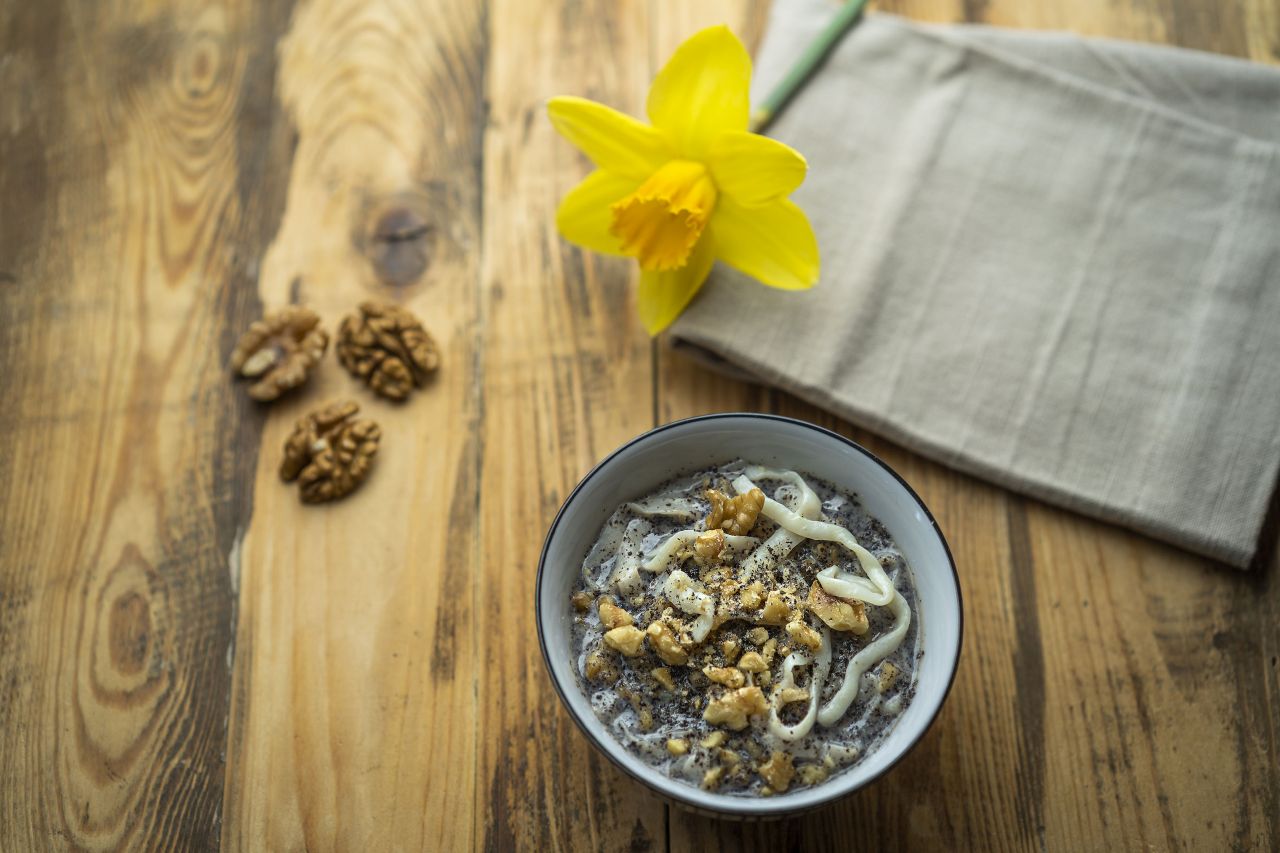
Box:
[535,413,962,818]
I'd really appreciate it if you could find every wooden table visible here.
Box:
[2,0,1277,849]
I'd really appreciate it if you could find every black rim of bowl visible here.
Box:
[534,413,964,817]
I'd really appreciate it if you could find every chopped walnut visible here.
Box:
[760,591,790,625]
[721,637,741,663]
[646,621,689,666]
[701,767,724,790]
[597,597,633,630]
[637,708,654,731]
[736,651,766,673]
[705,487,765,535]
[230,306,329,401]
[716,577,741,600]
[651,667,675,691]
[703,666,746,689]
[700,731,727,749]
[745,626,769,645]
[761,639,778,665]
[666,738,689,756]
[280,401,381,503]
[739,582,766,611]
[808,581,869,634]
[603,625,645,657]
[336,301,440,400]
[775,687,809,705]
[796,763,830,786]
[584,651,617,682]
[878,661,901,694]
[694,529,726,563]
[785,620,823,651]
[571,591,592,612]
[757,751,795,793]
[703,686,768,730]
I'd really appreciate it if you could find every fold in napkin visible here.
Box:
[671,0,1280,567]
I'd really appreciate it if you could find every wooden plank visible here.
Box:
[1025,508,1279,849]
[476,0,672,848]
[217,0,487,849]
[955,1,1279,848]
[0,0,296,848]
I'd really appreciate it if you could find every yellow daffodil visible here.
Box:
[548,25,819,335]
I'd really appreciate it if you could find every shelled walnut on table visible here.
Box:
[229,306,329,401]
[280,400,381,503]
[336,301,440,401]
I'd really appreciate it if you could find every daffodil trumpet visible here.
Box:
[548,26,820,335]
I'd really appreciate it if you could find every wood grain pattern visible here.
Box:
[217,0,485,849]
[0,0,292,848]
[0,0,1277,850]
[479,2,667,848]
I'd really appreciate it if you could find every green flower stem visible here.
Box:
[749,0,871,133]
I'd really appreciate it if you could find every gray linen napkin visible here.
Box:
[670,0,1280,567]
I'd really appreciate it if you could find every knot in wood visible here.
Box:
[368,206,432,286]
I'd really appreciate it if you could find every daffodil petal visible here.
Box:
[547,96,672,180]
[646,26,751,158]
[556,170,640,256]
[711,197,819,291]
[637,236,716,335]
[709,132,807,207]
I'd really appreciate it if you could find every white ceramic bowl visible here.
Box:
[535,414,962,818]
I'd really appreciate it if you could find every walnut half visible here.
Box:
[337,301,439,401]
[230,306,329,401]
[280,401,381,503]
